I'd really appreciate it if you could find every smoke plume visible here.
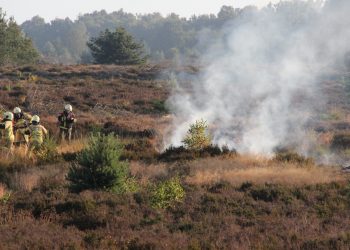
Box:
[166,0,350,155]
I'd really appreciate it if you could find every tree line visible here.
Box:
[20,1,323,64]
[0,0,344,65]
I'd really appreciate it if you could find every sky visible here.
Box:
[1,0,281,24]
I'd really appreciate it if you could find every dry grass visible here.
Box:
[0,147,34,169]
[57,139,87,155]
[0,183,6,199]
[130,162,168,185]
[10,172,41,192]
[6,163,68,192]
[129,154,343,187]
[0,144,68,191]
[186,155,344,186]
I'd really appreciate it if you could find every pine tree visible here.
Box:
[87,27,147,65]
[67,133,130,193]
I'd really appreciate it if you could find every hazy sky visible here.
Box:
[1,0,280,24]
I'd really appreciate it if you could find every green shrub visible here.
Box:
[150,177,185,209]
[4,84,12,91]
[36,136,60,164]
[0,192,11,204]
[151,100,168,113]
[122,177,140,193]
[182,119,211,150]
[67,133,133,193]
[88,124,103,135]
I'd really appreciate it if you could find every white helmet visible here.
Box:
[31,115,40,123]
[3,112,14,121]
[65,104,73,112]
[13,107,22,114]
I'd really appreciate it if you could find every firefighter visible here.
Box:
[25,115,48,151]
[58,104,76,143]
[13,107,32,146]
[0,112,15,152]
[0,107,5,143]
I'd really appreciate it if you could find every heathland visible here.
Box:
[0,64,350,249]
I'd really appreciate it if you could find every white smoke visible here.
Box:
[166,0,350,155]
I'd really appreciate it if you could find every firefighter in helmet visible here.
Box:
[58,104,76,143]
[13,107,32,147]
[0,112,15,151]
[25,115,48,151]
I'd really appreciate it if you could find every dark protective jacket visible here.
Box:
[58,111,75,129]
